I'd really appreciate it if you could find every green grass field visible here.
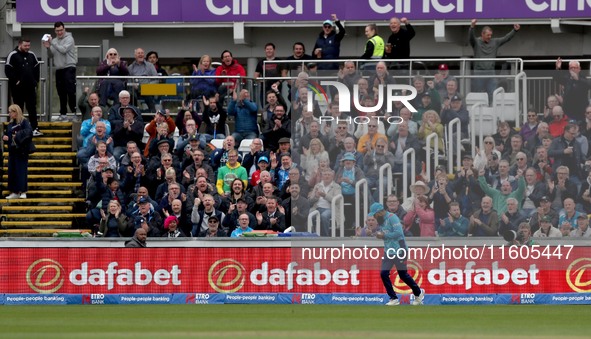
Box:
[0,304,589,338]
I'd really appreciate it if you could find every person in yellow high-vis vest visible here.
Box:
[361,23,385,59]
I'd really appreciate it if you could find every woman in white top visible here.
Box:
[473,135,502,171]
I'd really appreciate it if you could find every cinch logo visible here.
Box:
[392,260,423,294]
[307,81,418,114]
[208,259,246,293]
[26,259,65,294]
[566,258,591,293]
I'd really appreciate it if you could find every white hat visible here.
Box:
[410,181,430,195]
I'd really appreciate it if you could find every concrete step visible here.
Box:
[2,174,73,180]
[2,167,74,172]
[1,213,87,219]
[3,159,74,165]
[0,229,91,237]
[0,220,73,228]
[0,197,85,204]
[1,205,74,212]
[1,182,82,188]
[2,190,74,196]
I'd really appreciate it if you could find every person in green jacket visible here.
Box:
[477,168,525,215]
[216,149,248,196]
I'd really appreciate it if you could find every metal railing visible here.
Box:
[378,163,393,206]
[470,102,490,156]
[425,132,440,182]
[0,60,47,121]
[307,210,321,236]
[447,118,461,174]
[402,148,416,202]
[331,194,345,238]
[355,179,369,230]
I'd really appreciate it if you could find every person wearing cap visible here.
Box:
[262,104,291,152]
[112,105,143,160]
[336,152,365,229]
[148,119,176,157]
[131,195,162,237]
[199,214,227,237]
[433,63,457,99]
[401,180,429,211]
[384,17,415,67]
[469,19,520,101]
[528,195,558,234]
[313,13,345,70]
[143,108,176,157]
[371,203,424,306]
[250,155,270,187]
[416,90,439,121]
[333,137,364,172]
[223,197,256,235]
[410,75,441,121]
[533,215,562,238]
[440,94,469,140]
[178,134,203,169]
[162,215,186,238]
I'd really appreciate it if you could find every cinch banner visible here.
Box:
[16,0,591,23]
[1,247,590,294]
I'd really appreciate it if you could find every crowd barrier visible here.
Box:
[1,239,589,305]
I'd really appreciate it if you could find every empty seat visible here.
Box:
[465,92,489,108]
[470,105,496,137]
[210,139,224,149]
[493,91,518,122]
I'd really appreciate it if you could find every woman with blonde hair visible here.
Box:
[418,109,445,155]
[301,138,329,181]
[99,200,129,237]
[190,54,217,100]
[3,105,33,199]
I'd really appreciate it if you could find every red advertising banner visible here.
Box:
[1,247,590,294]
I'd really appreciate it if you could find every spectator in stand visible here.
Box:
[146,152,180,195]
[493,121,516,156]
[162,216,187,238]
[215,50,246,97]
[210,135,239,172]
[525,122,550,156]
[519,108,540,142]
[558,197,584,229]
[96,48,128,107]
[498,197,527,235]
[433,64,458,99]
[230,213,255,237]
[77,121,113,167]
[254,42,284,95]
[547,166,578,212]
[43,21,77,121]
[223,178,254,211]
[439,202,469,237]
[80,107,112,152]
[162,198,191,236]
[3,105,33,199]
[158,182,187,217]
[529,196,558,234]
[118,141,144,173]
[262,104,291,152]
[571,215,591,237]
[228,89,258,145]
[111,106,143,160]
[300,120,330,156]
[294,109,319,152]
[99,200,129,237]
[201,95,227,147]
[78,89,105,121]
[533,216,562,238]
[549,123,583,187]
[364,137,395,200]
[440,78,463,106]
[307,154,330,189]
[387,107,418,137]
[148,123,175,157]
[428,173,454,230]
[578,105,591,146]
[522,167,547,215]
[509,151,530,177]
[337,61,362,92]
[356,215,380,237]
[251,182,280,214]
[313,14,345,70]
[403,195,435,237]
[468,196,499,236]
[357,121,388,154]
[384,17,415,69]
[175,107,201,136]
[155,168,184,202]
[127,47,158,112]
[146,51,167,77]
[198,215,226,237]
[125,228,147,248]
[410,76,441,122]
[531,146,553,182]
[418,110,445,155]
[504,134,532,166]
[126,186,155,217]
[333,137,364,172]
[360,23,385,61]
[131,197,163,237]
[309,170,342,236]
[335,152,366,228]
[301,138,329,182]
[284,183,310,230]
[369,61,397,102]
[107,90,143,124]
[473,136,502,171]
[354,111,386,140]
[223,197,256,235]
[186,175,220,211]
[548,106,569,138]
[5,39,42,136]
[554,58,591,122]
[283,42,313,77]
[181,149,214,187]
[255,196,286,232]
[542,95,560,123]
[216,149,248,197]
[478,168,525,216]
[191,194,225,237]
[272,152,297,192]
[385,194,407,221]
[174,119,200,157]
[279,167,309,201]
[121,152,148,195]
[249,156,270,188]
[262,87,288,125]
[87,142,117,177]
[469,19,520,101]
[190,55,217,101]
[440,95,469,140]
[401,180,430,212]
[144,109,175,157]
[573,123,588,158]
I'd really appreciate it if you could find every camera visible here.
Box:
[502,230,525,244]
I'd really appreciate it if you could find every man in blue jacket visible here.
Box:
[372,203,424,306]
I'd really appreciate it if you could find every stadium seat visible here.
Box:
[465,92,489,108]
[210,139,224,149]
[493,91,519,122]
[238,139,254,154]
[470,105,496,137]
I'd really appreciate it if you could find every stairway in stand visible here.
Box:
[1,121,87,236]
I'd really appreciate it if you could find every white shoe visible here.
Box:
[5,193,19,199]
[55,115,69,121]
[412,289,425,306]
[33,128,43,137]
[385,298,400,306]
[19,193,27,199]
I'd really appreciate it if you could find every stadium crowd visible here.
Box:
[7,17,591,240]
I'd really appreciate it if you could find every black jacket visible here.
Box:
[5,47,40,88]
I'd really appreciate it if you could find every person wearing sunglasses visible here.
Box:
[313,14,345,71]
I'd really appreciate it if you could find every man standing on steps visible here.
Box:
[5,38,42,136]
[371,203,425,306]
[43,21,77,121]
